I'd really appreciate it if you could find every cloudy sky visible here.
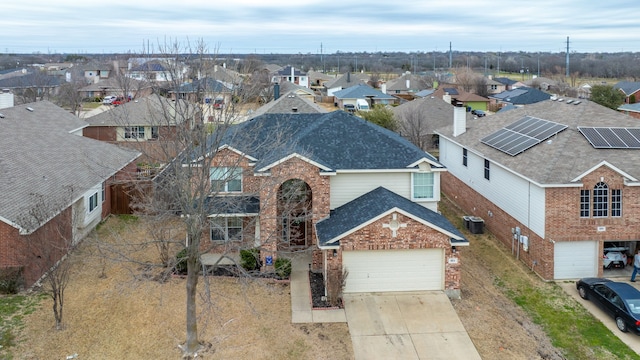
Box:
[4,0,639,54]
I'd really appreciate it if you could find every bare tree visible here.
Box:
[18,188,78,330]
[396,108,434,150]
[98,39,297,358]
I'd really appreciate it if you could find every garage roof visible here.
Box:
[315,187,467,247]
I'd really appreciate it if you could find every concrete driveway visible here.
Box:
[343,292,481,360]
[559,281,640,353]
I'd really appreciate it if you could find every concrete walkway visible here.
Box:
[290,252,346,323]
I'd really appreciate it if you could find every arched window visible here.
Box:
[592,182,608,217]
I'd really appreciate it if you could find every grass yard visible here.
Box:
[6,216,352,360]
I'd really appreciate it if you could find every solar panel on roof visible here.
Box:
[481,116,568,156]
[579,127,640,149]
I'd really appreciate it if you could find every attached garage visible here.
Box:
[342,248,444,293]
[553,241,597,279]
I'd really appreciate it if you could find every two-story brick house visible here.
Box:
[202,111,468,298]
[436,99,640,280]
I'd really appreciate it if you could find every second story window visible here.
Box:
[611,189,622,217]
[210,167,242,193]
[412,172,434,200]
[484,159,490,180]
[592,182,608,217]
[580,190,590,218]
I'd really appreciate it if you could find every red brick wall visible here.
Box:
[442,165,640,280]
[0,208,73,287]
[318,213,461,291]
[83,126,116,141]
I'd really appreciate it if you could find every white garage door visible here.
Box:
[342,249,444,293]
[554,241,597,279]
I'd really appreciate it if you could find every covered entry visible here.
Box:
[342,248,444,293]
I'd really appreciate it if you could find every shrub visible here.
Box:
[0,268,23,294]
[174,248,200,275]
[327,268,348,307]
[240,248,260,271]
[274,258,291,279]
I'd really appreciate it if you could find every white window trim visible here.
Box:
[210,167,242,193]
[411,172,435,202]
[210,218,243,243]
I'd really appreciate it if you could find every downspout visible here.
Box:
[323,250,328,298]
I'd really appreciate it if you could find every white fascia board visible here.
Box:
[407,157,446,169]
[216,145,258,162]
[257,153,332,173]
[207,213,259,218]
[571,160,638,183]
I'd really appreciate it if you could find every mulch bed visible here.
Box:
[309,271,342,308]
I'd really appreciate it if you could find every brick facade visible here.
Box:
[442,164,640,281]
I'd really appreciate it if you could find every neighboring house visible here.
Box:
[613,81,640,104]
[84,96,195,165]
[272,66,309,88]
[307,70,335,88]
[81,61,111,84]
[277,81,316,101]
[200,111,468,297]
[414,89,436,98]
[489,87,551,108]
[484,77,506,95]
[493,77,518,90]
[171,77,234,122]
[0,70,63,103]
[436,98,640,281]
[78,77,152,100]
[392,95,472,150]
[0,101,139,287]
[248,90,327,120]
[431,87,490,111]
[524,76,557,91]
[385,72,430,95]
[578,83,592,99]
[617,102,640,120]
[127,60,180,82]
[324,72,370,97]
[333,83,397,110]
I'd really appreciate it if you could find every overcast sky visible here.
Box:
[4,0,640,54]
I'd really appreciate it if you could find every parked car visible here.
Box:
[343,104,356,113]
[576,278,640,333]
[603,246,627,269]
[102,95,117,105]
[472,109,486,117]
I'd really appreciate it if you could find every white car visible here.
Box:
[102,95,117,104]
[603,246,627,269]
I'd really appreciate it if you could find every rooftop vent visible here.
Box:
[557,98,564,102]
[0,113,4,118]
[566,99,573,104]
[573,101,582,105]
[291,107,298,113]
[26,107,34,112]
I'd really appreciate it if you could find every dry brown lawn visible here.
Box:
[13,216,353,359]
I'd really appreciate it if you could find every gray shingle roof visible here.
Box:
[315,187,466,246]
[333,84,395,100]
[213,110,442,172]
[0,101,140,232]
[490,87,550,105]
[85,96,189,126]
[436,98,640,184]
[393,96,473,135]
[248,92,327,119]
[618,103,640,113]
[613,81,640,96]
[324,72,369,89]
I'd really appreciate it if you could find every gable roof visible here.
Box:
[0,101,140,233]
[276,66,306,76]
[78,77,148,93]
[315,187,466,246]
[248,91,327,119]
[0,72,63,89]
[392,96,473,135]
[614,81,640,96]
[333,83,395,100]
[618,102,640,113]
[174,77,233,94]
[490,87,551,105]
[493,77,518,86]
[85,96,190,126]
[386,73,430,92]
[324,72,369,89]
[436,98,640,185]
[211,111,442,173]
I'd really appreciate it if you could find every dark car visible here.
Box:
[472,109,486,117]
[576,278,640,333]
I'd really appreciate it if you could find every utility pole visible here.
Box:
[449,42,452,69]
[565,36,570,77]
[320,42,324,73]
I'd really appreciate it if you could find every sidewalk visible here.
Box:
[290,252,346,323]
